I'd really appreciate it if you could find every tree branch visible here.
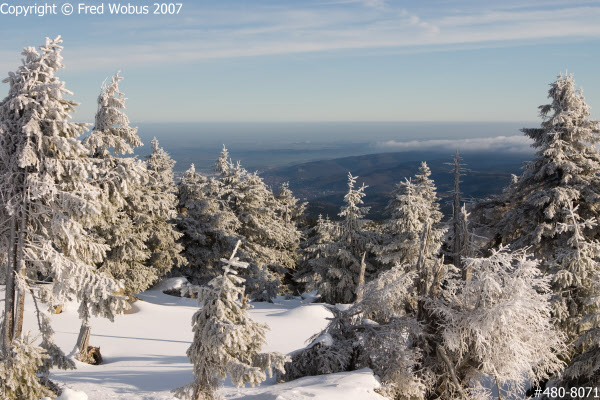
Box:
[436,344,466,398]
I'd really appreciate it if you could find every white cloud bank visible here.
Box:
[377,135,534,153]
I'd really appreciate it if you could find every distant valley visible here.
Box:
[261,151,530,220]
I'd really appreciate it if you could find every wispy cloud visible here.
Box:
[377,135,534,153]
[7,1,600,71]
[319,0,390,9]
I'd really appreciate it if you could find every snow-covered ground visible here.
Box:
[6,279,386,400]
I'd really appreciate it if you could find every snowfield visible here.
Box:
[6,279,386,400]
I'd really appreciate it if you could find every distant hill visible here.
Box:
[262,151,531,220]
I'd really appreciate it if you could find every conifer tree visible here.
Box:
[415,161,442,224]
[375,178,423,267]
[177,164,240,283]
[206,146,302,300]
[288,239,565,399]
[0,37,126,376]
[299,173,372,304]
[0,334,53,400]
[276,182,306,225]
[144,138,186,277]
[77,71,150,359]
[551,202,600,342]
[174,241,288,400]
[433,247,565,397]
[375,162,445,269]
[233,172,301,300]
[473,74,600,375]
[83,71,155,297]
[552,202,600,387]
[490,74,600,257]
[295,215,332,293]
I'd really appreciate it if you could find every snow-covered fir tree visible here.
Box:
[295,214,336,294]
[481,74,600,258]
[285,220,442,399]
[374,162,445,270]
[276,182,306,225]
[233,171,302,300]
[375,178,423,267]
[472,74,600,375]
[83,72,158,297]
[298,173,372,304]
[432,247,565,398]
[0,334,53,400]
[288,237,565,399]
[177,164,241,283]
[0,37,127,382]
[144,137,186,277]
[78,72,171,360]
[174,241,289,400]
[551,202,600,388]
[415,161,443,223]
[192,146,302,301]
[550,202,600,343]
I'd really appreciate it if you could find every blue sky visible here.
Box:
[1,0,600,123]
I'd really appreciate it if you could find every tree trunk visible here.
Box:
[355,252,367,303]
[12,193,28,340]
[437,344,466,398]
[76,323,91,360]
[494,375,505,400]
[76,295,92,360]
[452,152,463,272]
[2,217,17,353]
[416,222,431,322]
[13,289,25,339]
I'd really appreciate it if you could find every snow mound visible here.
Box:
[300,290,320,303]
[41,388,89,400]
[308,333,333,348]
[222,368,385,400]
[150,277,190,292]
[275,304,332,321]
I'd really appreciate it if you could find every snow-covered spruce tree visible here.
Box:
[374,162,445,270]
[174,241,289,400]
[82,71,155,297]
[297,173,372,304]
[212,147,302,301]
[0,334,53,400]
[552,202,600,388]
[432,247,565,398]
[284,223,442,399]
[375,178,423,267]
[561,292,600,388]
[295,214,336,294]
[144,137,186,278]
[276,182,306,225]
[415,161,443,225]
[484,74,600,260]
[289,228,564,399]
[177,164,241,284]
[551,202,600,344]
[77,72,154,360]
[471,74,600,367]
[234,172,302,300]
[0,37,127,374]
